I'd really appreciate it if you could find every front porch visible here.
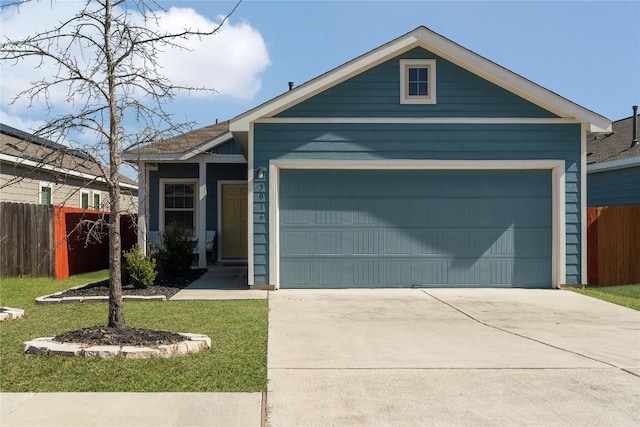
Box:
[124,122,249,269]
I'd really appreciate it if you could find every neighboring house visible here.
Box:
[124,26,611,289]
[587,108,639,206]
[1,123,138,211]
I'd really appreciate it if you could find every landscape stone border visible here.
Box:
[23,333,211,359]
[0,307,26,322]
[36,284,166,304]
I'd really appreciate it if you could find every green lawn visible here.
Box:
[0,271,268,392]
[570,284,640,311]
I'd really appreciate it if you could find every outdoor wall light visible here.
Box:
[256,167,265,180]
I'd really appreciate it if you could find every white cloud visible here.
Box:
[0,109,46,134]
[0,2,270,118]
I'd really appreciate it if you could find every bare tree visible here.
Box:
[1,0,240,328]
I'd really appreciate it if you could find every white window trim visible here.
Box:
[92,190,101,211]
[159,178,198,234]
[80,189,90,210]
[400,59,437,104]
[268,159,566,290]
[39,181,53,205]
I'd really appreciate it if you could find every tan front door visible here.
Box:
[221,183,248,259]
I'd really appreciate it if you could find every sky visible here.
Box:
[1,0,639,141]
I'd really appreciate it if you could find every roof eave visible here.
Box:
[122,131,237,162]
[587,155,640,173]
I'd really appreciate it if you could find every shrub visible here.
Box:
[155,223,194,276]
[123,245,157,289]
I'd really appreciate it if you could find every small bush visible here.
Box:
[155,223,194,277]
[123,245,157,289]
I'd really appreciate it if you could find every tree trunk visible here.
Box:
[105,0,124,328]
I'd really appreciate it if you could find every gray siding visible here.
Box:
[149,162,246,232]
[588,165,640,206]
[253,122,582,285]
[278,48,558,119]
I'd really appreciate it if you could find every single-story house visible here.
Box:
[587,107,639,206]
[1,123,138,211]
[123,26,611,289]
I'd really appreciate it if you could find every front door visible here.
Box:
[221,183,248,259]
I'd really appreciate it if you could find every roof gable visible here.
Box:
[230,26,610,135]
[277,47,559,119]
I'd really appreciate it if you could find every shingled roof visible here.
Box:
[126,121,231,155]
[587,113,640,164]
[1,123,137,188]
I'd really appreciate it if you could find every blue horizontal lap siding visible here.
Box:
[277,47,558,118]
[280,170,552,288]
[253,123,582,286]
[587,166,640,206]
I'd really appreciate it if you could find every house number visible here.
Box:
[258,184,265,221]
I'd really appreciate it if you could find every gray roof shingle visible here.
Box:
[587,114,639,164]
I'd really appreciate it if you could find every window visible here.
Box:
[93,192,101,210]
[400,59,436,104]
[161,180,196,233]
[40,183,52,205]
[81,191,89,209]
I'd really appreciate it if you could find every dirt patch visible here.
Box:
[50,268,207,300]
[54,326,186,347]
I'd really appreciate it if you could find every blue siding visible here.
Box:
[588,166,640,206]
[149,162,246,232]
[277,48,558,119]
[280,170,552,288]
[211,139,243,155]
[253,123,582,285]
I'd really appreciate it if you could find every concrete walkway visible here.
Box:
[0,392,262,427]
[266,289,640,426]
[170,266,266,300]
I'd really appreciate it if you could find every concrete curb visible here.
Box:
[36,284,166,304]
[0,307,26,322]
[23,333,211,359]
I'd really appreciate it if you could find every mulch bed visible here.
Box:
[50,268,207,300]
[54,326,186,346]
[46,269,207,347]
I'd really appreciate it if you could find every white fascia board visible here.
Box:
[587,156,640,173]
[122,153,247,163]
[0,153,138,190]
[230,26,610,134]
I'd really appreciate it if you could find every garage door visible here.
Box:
[279,170,552,288]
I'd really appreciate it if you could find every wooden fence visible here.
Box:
[0,202,54,278]
[0,202,136,279]
[587,205,640,286]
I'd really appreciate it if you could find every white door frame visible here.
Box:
[269,159,566,289]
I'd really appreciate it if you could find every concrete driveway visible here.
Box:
[267,289,640,426]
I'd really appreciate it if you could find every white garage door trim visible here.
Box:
[269,159,566,290]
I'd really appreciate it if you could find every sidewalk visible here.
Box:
[0,392,263,427]
[170,266,267,300]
